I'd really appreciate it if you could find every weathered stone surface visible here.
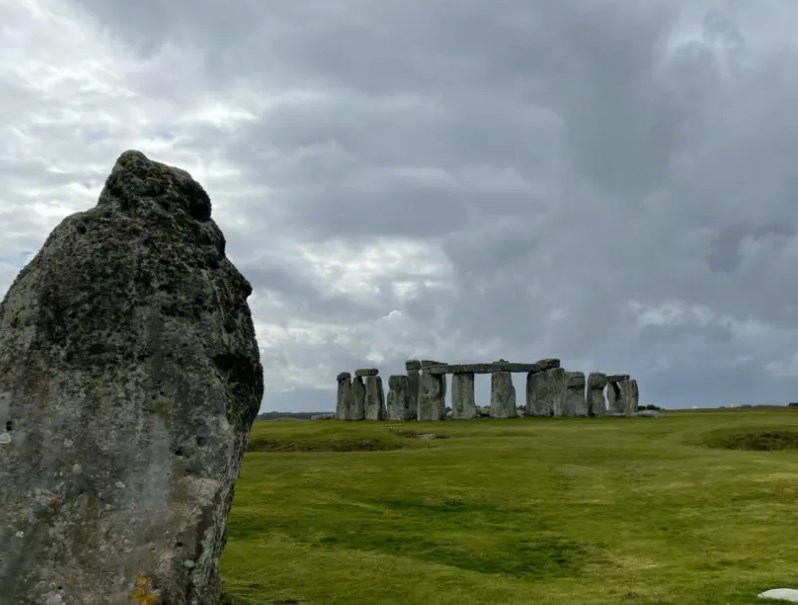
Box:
[490,372,517,418]
[386,375,412,421]
[364,376,386,420]
[586,372,608,417]
[0,150,263,605]
[759,588,798,603]
[526,371,555,416]
[476,405,490,417]
[547,368,568,416]
[406,367,419,421]
[562,371,587,416]
[606,380,623,413]
[405,359,421,371]
[427,359,561,375]
[451,372,477,419]
[420,359,446,368]
[350,376,366,420]
[417,372,446,420]
[606,374,630,383]
[619,379,640,414]
[336,373,352,420]
[355,368,379,377]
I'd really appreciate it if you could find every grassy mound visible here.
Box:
[703,428,798,451]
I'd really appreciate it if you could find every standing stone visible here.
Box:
[405,360,420,421]
[563,372,587,416]
[386,375,412,420]
[547,368,568,416]
[364,375,386,420]
[607,379,623,413]
[0,151,263,605]
[619,379,640,414]
[586,373,608,417]
[417,371,446,420]
[336,372,352,420]
[350,376,366,421]
[490,372,517,418]
[526,370,555,416]
[451,372,477,419]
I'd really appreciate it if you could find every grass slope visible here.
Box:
[220,410,798,605]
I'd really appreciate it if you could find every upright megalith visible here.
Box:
[490,372,517,418]
[0,151,263,605]
[546,368,568,416]
[386,375,412,420]
[350,376,366,420]
[526,367,561,417]
[417,370,446,420]
[562,371,587,416]
[586,373,608,417]
[405,360,420,421]
[336,372,352,420]
[451,372,477,419]
[606,375,628,413]
[619,379,640,414]
[364,375,386,420]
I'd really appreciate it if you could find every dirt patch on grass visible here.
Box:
[703,428,798,451]
[246,437,406,453]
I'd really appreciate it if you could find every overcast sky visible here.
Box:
[3,0,798,411]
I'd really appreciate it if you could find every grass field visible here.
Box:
[220,409,798,605]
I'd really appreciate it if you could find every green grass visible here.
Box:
[220,409,798,605]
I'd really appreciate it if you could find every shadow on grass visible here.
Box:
[701,428,798,451]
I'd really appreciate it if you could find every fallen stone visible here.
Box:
[355,368,379,377]
[563,371,588,416]
[636,410,660,418]
[451,372,477,419]
[490,372,517,418]
[386,375,412,421]
[586,372,608,417]
[350,376,366,421]
[759,589,798,602]
[336,373,352,420]
[427,359,560,375]
[0,150,263,605]
[476,405,491,417]
[364,375,386,420]
[417,372,446,420]
[311,413,337,420]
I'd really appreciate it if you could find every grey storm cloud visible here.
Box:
[3,0,798,411]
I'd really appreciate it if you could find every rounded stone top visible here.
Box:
[98,150,212,221]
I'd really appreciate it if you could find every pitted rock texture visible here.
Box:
[417,372,446,420]
[0,151,263,605]
[619,379,640,414]
[336,373,352,420]
[563,372,587,416]
[386,375,411,421]
[586,373,608,417]
[350,376,366,421]
[364,376,386,420]
[451,372,477,419]
[490,372,517,418]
